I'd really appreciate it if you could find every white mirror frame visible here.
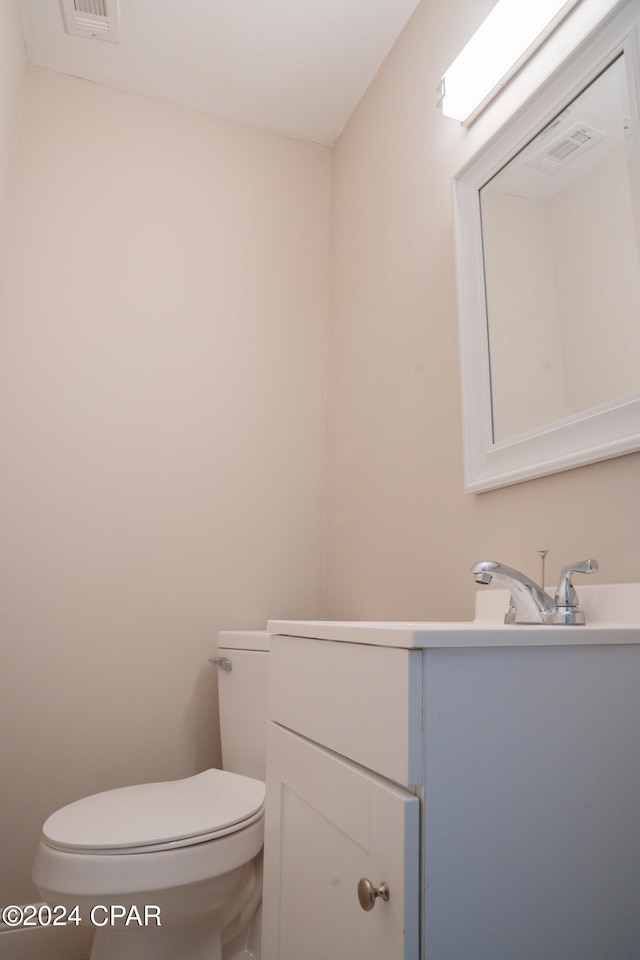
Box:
[454,0,640,492]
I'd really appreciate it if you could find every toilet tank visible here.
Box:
[215,630,270,782]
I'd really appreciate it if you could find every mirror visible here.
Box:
[482,54,640,442]
[453,0,640,491]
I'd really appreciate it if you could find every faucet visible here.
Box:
[470,559,598,624]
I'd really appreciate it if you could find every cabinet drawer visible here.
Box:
[268,635,423,786]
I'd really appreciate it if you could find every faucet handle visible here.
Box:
[552,559,598,623]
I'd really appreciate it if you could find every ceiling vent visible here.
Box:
[60,0,120,43]
[526,123,605,175]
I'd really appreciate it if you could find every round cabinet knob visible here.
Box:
[357,877,390,911]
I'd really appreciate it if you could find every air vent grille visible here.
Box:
[75,0,107,15]
[526,123,605,175]
[60,0,120,42]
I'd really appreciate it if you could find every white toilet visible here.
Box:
[32,630,270,960]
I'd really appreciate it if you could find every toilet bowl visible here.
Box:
[32,630,270,960]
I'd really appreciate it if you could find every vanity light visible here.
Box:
[438,0,582,123]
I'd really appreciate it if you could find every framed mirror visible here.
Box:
[454,0,640,492]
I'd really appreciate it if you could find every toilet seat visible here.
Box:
[42,769,265,855]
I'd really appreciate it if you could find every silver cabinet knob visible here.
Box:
[357,877,390,911]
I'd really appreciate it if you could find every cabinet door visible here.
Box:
[262,723,420,960]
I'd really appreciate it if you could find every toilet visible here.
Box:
[32,630,270,960]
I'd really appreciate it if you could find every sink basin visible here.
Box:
[267,583,640,648]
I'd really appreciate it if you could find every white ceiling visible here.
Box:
[19,0,421,145]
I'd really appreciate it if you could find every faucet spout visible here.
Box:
[470,560,555,624]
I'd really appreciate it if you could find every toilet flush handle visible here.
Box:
[208,657,232,672]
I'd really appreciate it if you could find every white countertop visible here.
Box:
[266,619,640,648]
[267,584,640,648]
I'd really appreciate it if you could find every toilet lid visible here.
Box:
[42,769,265,853]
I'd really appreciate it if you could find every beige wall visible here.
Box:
[0,68,329,903]
[325,0,640,621]
[0,0,26,214]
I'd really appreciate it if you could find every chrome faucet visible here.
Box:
[470,558,598,624]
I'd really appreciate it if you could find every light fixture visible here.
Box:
[438,0,583,124]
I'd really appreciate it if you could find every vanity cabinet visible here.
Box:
[262,616,640,960]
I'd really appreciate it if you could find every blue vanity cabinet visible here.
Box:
[421,642,640,960]
[262,622,640,960]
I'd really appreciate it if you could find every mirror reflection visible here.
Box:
[480,54,640,443]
